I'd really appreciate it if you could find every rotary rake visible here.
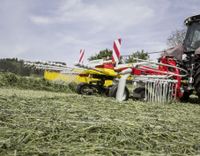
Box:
[113,56,188,103]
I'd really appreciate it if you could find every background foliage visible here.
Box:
[0,72,75,93]
[88,49,149,63]
[0,58,43,76]
[88,49,112,61]
[167,28,186,47]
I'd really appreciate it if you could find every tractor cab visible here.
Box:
[162,15,200,61]
[184,15,200,53]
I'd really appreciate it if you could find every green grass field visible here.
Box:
[0,73,200,155]
[0,85,200,155]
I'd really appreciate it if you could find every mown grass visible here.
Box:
[0,87,200,156]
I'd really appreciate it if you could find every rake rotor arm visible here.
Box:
[129,57,188,77]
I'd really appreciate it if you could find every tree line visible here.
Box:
[0,58,44,76]
[88,49,149,63]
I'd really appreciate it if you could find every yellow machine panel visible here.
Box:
[44,69,114,86]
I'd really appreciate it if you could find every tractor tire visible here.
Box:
[76,83,97,95]
[180,91,191,102]
[132,87,146,101]
[105,85,113,97]
[108,85,129,101]
[194,65,200,98]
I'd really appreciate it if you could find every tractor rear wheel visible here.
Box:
[109,85,129,101]
[194,64,200,98]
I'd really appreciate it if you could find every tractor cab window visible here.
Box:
[184,23,200,51]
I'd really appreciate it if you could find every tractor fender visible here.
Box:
[195,47,200,54]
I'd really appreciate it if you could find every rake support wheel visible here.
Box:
[76,83,97,95]
[109,85,129,101]
[132,87,146,101]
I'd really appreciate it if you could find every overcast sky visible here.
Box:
[0,0,200,65]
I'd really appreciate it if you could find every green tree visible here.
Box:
[126,50,149,63]
[88,49,112,61]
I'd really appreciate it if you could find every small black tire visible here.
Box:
[76,83,94,95]
[109,85,129,101]
[180,91,192,102]
[105,85,113,97]
[132,87,146,100]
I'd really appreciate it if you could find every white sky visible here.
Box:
[0,0,200,65]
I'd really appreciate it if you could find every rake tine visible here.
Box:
[133,76,177,104]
